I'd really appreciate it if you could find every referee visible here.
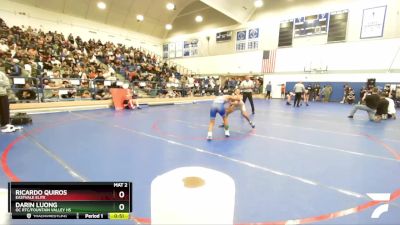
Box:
[293,81,305,107]
[240,75,255,114]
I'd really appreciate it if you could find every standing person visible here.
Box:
[314,83,321,101]
[0,71,12,132]
[293,81,305,107]
[325,85,333,102]
[348,87,380,121]
[265,81,272,100]
[240,76,255,114]
[281,84,286,98]
[304,84,312,106]
[207,95,240,140]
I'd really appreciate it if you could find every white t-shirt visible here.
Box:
[0,43,9,52]
[386,97,396,114]
[188,77,194,85]
[240,80,254,93]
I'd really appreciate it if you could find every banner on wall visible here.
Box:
[248,28,259,39]
[175,41,183,58]
[360,5,387,39]
[235,30,247,51]
[168,43,176,58]
[183,39,199,57]
[248,28,259,50]
[162,44,168,59]
[216,31,232,42]
[236,29,259,52]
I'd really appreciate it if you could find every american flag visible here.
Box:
[261,50,276,73]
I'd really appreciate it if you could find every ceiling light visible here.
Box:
[254,0,263,8]
[165,24,172,30]
[136,15,144,22]
[97,1,106,10]
[195,15,203,23]
[166,3,175,11]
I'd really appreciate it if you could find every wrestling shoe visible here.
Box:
[207,132,212,141]
[224,130,230,137]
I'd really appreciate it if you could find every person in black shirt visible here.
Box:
[348,87,380,121]
[374,94,389,122]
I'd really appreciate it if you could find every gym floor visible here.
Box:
[1,99,399,225]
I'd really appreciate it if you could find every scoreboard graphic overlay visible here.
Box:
[8,182,132,220]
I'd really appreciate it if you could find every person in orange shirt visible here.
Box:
[122,84,140,110]
[281,84,286,98]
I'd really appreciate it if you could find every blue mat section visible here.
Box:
[0,100,399,225]
[286,81,400,102]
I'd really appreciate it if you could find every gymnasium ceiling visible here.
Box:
[11,0,324,39]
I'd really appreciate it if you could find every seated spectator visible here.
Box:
[23,59,32,77]
[94,83,111,100]
[16,83,37,101]
[51,70,63,87]
[122,84,140,110]
[94,70,105,85]
[346,88,356,104]
[43,80,59,100]
[7,59,21,76]
[60,80,76,99]
[78,81,92,99]
[0,39,9,54]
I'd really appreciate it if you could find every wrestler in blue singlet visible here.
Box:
[210,95,229,119]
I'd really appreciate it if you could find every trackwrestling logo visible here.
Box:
[367,193,391,219]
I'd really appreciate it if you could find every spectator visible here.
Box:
[8,59,21,76]
[43,80,59,100]
[280,83,286,98]
[122,84,140,110]
[0,71,12,132]
[94,83,111,100]
[265,81,272,99]
[346,88,356,104]
[94,70,105,85]
[78,81,92,99]
[16,83,36,101]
